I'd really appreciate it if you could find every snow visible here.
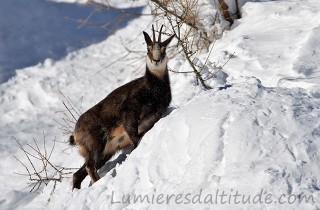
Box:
[1,0,320,209]
[41,79,320,210]
[210,0,320,88]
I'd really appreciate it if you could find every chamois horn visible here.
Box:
[152,25,156,43]
[158,25,164,43]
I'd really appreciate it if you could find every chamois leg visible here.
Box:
[124,118,140,151]
[73,154,113,190]
[96,154,113,169]
[86,157,100,184]
[73,164,87,190]
[73,144,90,190]
[87,153,115,184]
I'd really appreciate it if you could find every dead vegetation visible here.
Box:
[13,135,76,192]
[149,0,235,89]
[77,0,238,89]
[13,92,83,193]
[54,91,83,137]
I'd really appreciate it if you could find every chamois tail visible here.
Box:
[69,134,76,146]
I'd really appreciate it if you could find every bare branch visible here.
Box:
[13,136,77,192]
[150,0,199,30]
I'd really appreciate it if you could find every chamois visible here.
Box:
[70,25,174,189]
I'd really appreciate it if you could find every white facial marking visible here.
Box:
[146,55,168,78]
[152,43,161,61]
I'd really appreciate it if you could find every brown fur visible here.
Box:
[70,26,174,190]
[103,125,131,155]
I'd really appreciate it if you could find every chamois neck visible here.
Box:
[145,65,169,82]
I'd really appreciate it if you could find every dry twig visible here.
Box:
[54,92,83,137]
[13,136,77,192]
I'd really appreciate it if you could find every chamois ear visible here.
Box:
[143,31,153,46]
[161,35,175,48]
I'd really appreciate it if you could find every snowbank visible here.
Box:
[45,77,320,210]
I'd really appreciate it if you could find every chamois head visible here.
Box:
[143,25,174,78]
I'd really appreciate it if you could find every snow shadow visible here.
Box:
[97,147,131,182]
[0,0,143,83]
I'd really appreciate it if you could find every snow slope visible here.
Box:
[1,0,320,209]
[47,78,320,210]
